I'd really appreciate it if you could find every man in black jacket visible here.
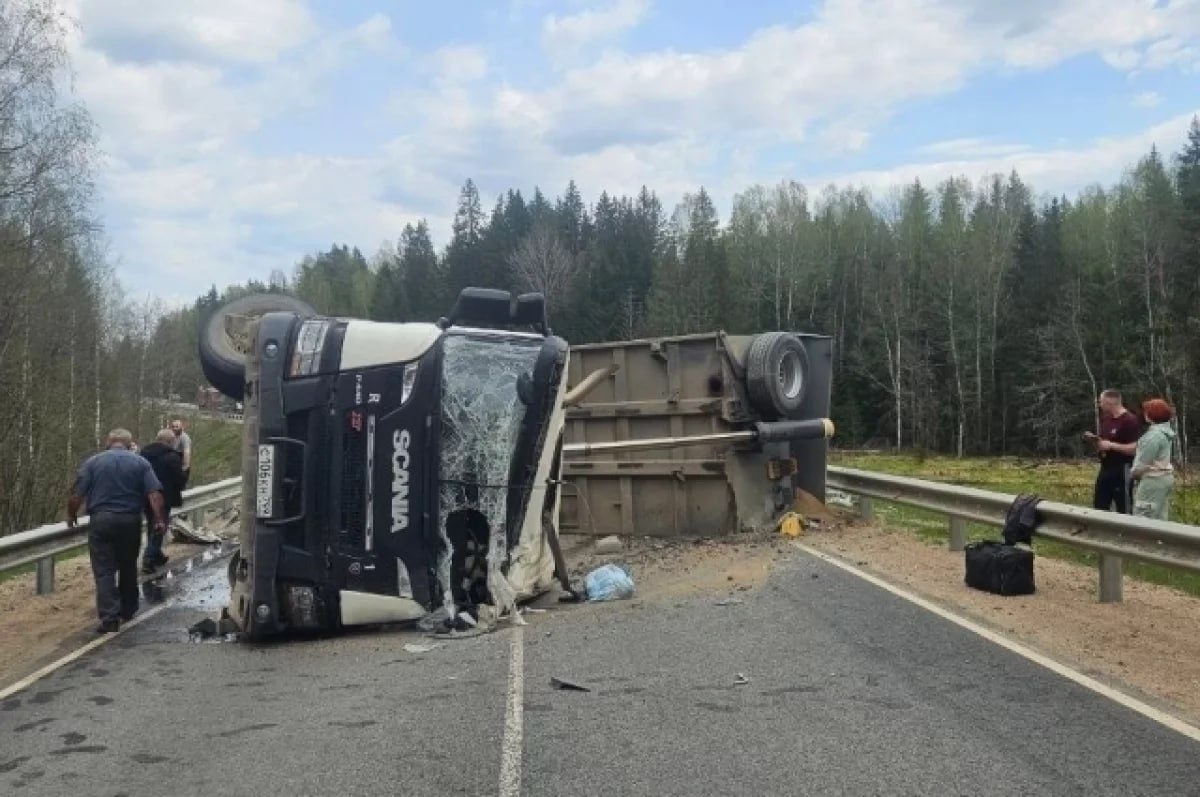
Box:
[141,429,187,573]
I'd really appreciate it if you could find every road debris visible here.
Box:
[585,564,635,601]
[403,642,442,654]
[187,609,240,640]
[189,618,218,637]
[777,511,804,538]
[734,673,751,686]
[714,597,744,607]
[594,535,624,555]
[550,676,591,692]
[170,516,222,545]
[826,490,854,509]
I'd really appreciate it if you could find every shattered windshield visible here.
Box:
[437,333,542,620]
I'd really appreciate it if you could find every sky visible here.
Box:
[59,0,1200,303]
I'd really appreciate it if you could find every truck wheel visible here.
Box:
[744,332,809,419]
[200,293,315,400]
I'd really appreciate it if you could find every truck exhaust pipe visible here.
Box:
[561,418,834,457]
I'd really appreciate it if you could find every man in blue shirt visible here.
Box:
[68,429,168,632]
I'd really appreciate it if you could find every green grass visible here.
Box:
[185,417,244,485]
[829,450,1200,597]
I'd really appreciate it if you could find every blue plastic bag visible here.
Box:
[585,564,635,601]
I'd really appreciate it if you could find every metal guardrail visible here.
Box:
[827,466,1200,603]
[16,465,1196,605]
[0,477,242,595]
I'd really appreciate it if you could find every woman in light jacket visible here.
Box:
[1131,398,1176,520]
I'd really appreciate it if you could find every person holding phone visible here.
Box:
[1082,389,1142,514]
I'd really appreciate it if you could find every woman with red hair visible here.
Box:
[1131,398,1177,520]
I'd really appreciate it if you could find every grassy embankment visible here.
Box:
[829,451,1200,596]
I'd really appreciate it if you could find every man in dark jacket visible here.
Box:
[140,429,187,573]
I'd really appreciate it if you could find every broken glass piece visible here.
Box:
[438,334,542,621]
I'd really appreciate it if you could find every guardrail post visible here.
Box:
[1098,554,1123,603]
[858,496,874,521]
[36,557,55,595]
[948,516,967,552]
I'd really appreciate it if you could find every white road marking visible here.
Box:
[0,602,171,701]
[793,541,1200,744]
[499,626,525,797]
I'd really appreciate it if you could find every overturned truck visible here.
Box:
[200,288,833,641]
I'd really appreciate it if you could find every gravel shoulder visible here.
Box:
[0,517,236,689]
[804,513,1200,726]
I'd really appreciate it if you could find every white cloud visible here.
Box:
[514,1,980,152]
[542,0,649,61]
[919,138,1033,158]
[819,124,872,155]
[76,53,261,160]
[510,0,1200,158]
[432,45,489,83]
[74,0,318,64]
[63,2,411,295]
[815,110,1200,201]
[1133,91,1164,109]
[63,0,1200,301]
[75,9,400,168]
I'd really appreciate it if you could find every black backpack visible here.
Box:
[1002,493,1042,546]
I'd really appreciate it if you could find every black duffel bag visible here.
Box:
[964,541,1035,596]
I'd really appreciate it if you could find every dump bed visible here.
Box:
[560,331,832,537]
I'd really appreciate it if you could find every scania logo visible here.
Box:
[391,429,411,532]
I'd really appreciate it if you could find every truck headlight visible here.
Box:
[289,320,331,376]
[401,363,418,404]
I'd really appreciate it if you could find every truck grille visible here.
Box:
[340,412,367,549]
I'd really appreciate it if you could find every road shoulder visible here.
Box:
[804,517,1200,726]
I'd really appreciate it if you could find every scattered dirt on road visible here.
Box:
[0,517,236,690]
[565,532,790,605]
[805,515,1200,726]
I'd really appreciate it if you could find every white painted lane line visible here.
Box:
[0,602,171,701]
[499,626,525,797]
[792,541,1200,744]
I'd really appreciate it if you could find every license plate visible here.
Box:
[256,444,275,518]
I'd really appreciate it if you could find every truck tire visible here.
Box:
[200,293,315,400]
[744,332,809,420]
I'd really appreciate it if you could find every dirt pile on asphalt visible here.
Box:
[565,532,791,605]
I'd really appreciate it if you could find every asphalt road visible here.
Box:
[3,548,1199,796]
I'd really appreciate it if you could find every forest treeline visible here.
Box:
[3,0,1200,533]
[174,117,1200,464]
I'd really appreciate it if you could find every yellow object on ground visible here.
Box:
[778,512,804,538]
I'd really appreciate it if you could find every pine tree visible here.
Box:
[401,221,441,321]
[444,179,488,302]
[370,260,408,321]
